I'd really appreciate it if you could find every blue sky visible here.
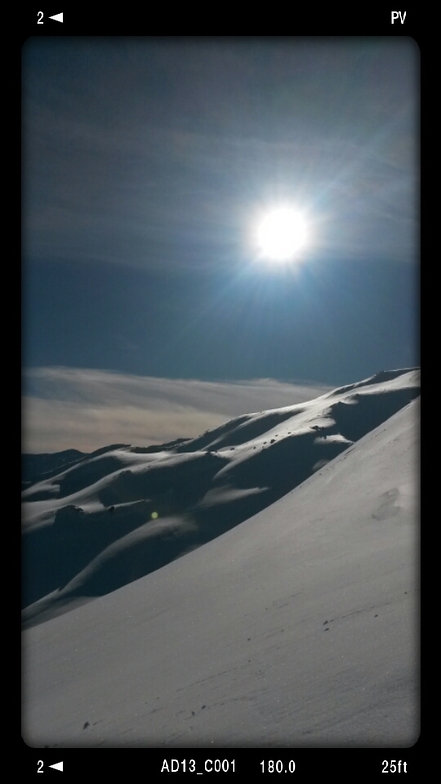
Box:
[22,37,419,451]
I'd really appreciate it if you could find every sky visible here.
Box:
[22,37,419,452]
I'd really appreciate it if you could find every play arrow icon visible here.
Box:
[49,12,63,23]
[49,761,63,772]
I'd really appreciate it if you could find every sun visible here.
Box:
[256,206,309,262]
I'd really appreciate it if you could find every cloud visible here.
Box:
[22,367,332,453]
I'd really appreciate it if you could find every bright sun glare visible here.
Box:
[257,207,309,262]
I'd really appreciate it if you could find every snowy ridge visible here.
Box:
[22,368,419,629]
[22,371,419,747]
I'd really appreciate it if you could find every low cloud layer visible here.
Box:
[23,367,331,453]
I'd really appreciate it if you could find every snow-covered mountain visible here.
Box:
[22,368,419,626]
[22,368,420,747]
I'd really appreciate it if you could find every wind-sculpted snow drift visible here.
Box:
[22,368,419,628]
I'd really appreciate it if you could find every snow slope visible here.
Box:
[22,368,419,627]
[22,369,419,747]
